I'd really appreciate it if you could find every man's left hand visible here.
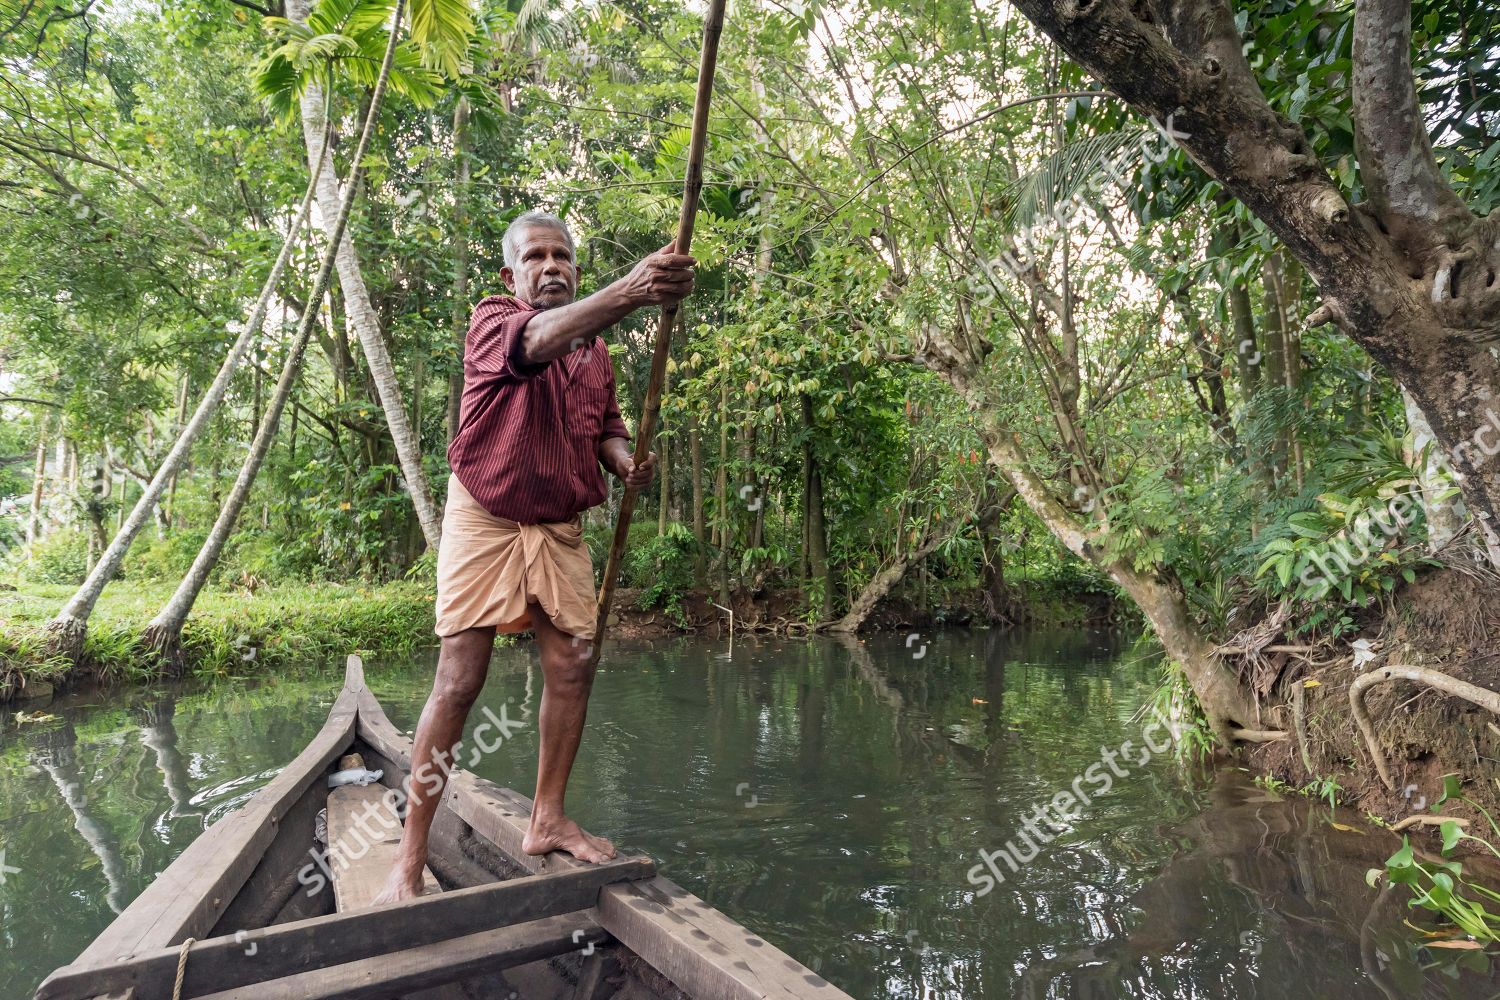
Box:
[602,438,656,488]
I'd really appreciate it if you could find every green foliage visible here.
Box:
[623,523,699,621]
[19,532,89,586]
[0,579,436,686]
[1254,491,1436,614]
[1372,774,1500,946]
[1299,774,1342,813]
[123,529,210,583]
[256,0,446,120]
[1144,661,1217,764]
[1253,773,1292,797]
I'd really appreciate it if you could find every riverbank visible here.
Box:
[1224,567,1500,837]
[1,577,1118,704]
[0,581,438,702]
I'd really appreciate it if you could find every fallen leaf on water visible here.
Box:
[1328,822,1364,834]
[1425,940,1483,950]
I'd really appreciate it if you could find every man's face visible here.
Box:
[501,225,578,309]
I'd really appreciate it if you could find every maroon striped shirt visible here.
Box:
[447,295,630,524]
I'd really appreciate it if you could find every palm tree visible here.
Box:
[279,0,450,550]
[45,143,328,656]
[144,0,458,653]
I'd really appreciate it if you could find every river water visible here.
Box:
[1,630,1494,998]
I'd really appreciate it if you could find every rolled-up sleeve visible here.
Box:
[467,296,544,379]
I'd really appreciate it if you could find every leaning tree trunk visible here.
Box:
[827,517,966,633]
[42,145,328,657]
[144,2,408,656]
[1008,0,1500,559]
[290,0,440,550]
[977,411,1254,732]
[25,425,46,552]
[916,331,1255,733]
[446,95,471,446]
[801,392,834,620]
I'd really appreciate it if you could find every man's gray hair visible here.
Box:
[502,210,575,269]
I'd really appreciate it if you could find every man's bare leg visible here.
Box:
[520,604,617,863]
[371,625,495,903]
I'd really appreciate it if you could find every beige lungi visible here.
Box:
[434,474,597,639]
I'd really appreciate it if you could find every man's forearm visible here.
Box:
[519,282,636,365]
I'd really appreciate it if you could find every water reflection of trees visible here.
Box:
[134,696,199,820]
[833,634,1495,999]
[1015,777,1497,999]
[30,722,130,914]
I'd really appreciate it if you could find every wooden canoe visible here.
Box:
[34,655,853,1000]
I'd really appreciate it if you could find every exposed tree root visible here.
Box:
[1230,728,1288,743]
[44,614,87,663]
[1390,814,1470,833]
[1350,664,1500,790]
[1292,681,1314,775]
[141,619,187,676]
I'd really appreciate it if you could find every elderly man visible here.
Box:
[375,211,695,901]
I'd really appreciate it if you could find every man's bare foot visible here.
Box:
[370,865,427,906]
[523,813,617,863]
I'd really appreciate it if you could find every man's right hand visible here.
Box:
[519,240,697,366]
[618,241,696,308]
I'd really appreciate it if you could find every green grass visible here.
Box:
[0,580,438,697]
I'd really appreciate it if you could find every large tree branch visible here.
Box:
[1351,0,1471,255]
[1006,0,1419,353]
[3,135,218,250]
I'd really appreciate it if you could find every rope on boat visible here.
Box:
[172,936,197,1000]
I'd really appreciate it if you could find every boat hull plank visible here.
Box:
[191,911,610,1000]
[34,860,657,1000]
[326,781,441,912]
[68,687,359,971]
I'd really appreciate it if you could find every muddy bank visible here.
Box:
[605,584,1121,639]
[1231,567,1500,842]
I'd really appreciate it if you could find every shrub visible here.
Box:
[623,522,699,616]
[20,531,89,585]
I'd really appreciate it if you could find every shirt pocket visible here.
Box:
[571,353,613,436]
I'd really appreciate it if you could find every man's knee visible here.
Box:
[433,669,486,709]
[546,639,596,696]
[434,629,492,708]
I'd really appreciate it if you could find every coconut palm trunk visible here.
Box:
[288,0,441,550]
[446,94,471,444]
[144,2,408,655]
[43,135,330,657]
[25,425,46,552]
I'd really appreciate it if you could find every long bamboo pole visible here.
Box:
[590,0,727,667]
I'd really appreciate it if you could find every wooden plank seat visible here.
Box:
[35,858,655,1000]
